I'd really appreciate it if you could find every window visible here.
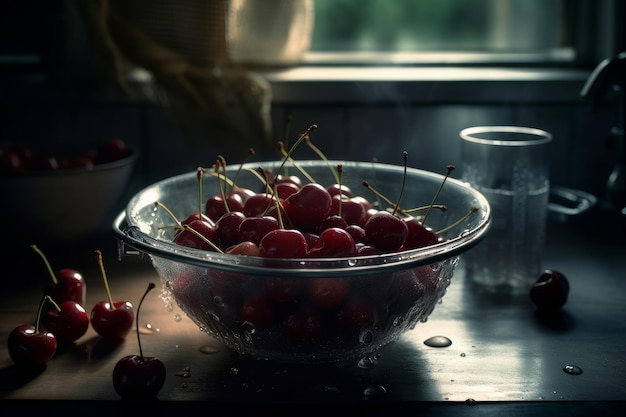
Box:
[307,0,622,67]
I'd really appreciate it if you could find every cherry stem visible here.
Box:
[436,206,478,236]
[36,296,53,333]
[154,201,183,228]
[136,282,156,360]
[392,151,408,216]
[46,296,62,313]
[95,250,115,309]
[361,180,409,217]
[421,165,455,226]
[276,141,316,183]
[337,164,344,217]
[31,244,58,285]
[181,224,224,253]
[304,134,340,184]
[283,115,293,176]
[216,156,230,213]
[230,148,255,193]
[275,124,318,181]
[196,167,203,220]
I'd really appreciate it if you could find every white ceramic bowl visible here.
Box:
[114,160,490,363]
[1,149,137,242]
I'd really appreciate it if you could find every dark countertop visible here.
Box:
[1,208,625,415]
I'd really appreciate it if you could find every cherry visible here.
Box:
[216,211,246,247]
[90,250,134,342]
[113,283,166,400]
[530,269,570,310]
[41,297,90,345]
[401,217,439,250]
[238,216,280,245]
[259,229,309,258]
[284,183,333,231]
[242,193,277,217]
[97,138,131,163]
[308,277,349,309]
[205,193,244,223]
[240,294,275,328]
[345,224,367,244]
[364,211,408,252]
[317,214,348,232]
[330,195,367,227]
[336,295,377,333]
[173,218,219,251]
[31,245,86,308]
[8,296,57,367]
[284,305,322,340]
[308,227,357,257]
[225,240,261,256]
[275,181,301,199]
[327,183,353,198]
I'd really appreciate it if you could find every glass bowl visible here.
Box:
[114,160,491,364]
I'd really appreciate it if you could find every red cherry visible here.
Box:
[240,294,275,328]
[8,324,57,368]
[327,184,353,198]
[317,214,348,232]
[205,193,244,223]
[330,195,367,227]
[364,211,408,252]
[401,217,439,250]
[32,245,86,308]
[90,250,134,342]
[530,269,570,310]
[8,296,57,367]
[284,305,322,340]
[97,138,130,163]
[284,183,332,231]
[225,240,261,256]
[41,299,90,345]
[275,181,301,199]
[259,229,309,258]
[242,193,277,217]
[216,211,246,247]
[308,227,357,258]
[238,216,280,245]
[345,224,367,245]
[308,277,349,309]
[336,296,377,333]
[112,283,166,399]
[173,219,219,251]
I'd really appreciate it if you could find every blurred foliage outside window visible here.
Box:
[310,0,570,58]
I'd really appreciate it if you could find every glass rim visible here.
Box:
[460,126,552,146]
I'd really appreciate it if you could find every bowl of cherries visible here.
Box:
[114,138,491,364]
[1,138,137,242]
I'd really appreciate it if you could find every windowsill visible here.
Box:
[261,65,593,104]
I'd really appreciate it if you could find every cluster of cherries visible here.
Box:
[7,246,165,399]
[0,138,131,173]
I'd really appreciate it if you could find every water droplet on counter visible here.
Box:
[423,335,452,347]
[198,344,219,354]
[460,352,466,357]
[363,384,387,398]
[563,365,583,375]
[174,314,182,322]
[465,398,477,405]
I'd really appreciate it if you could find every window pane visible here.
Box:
[311,0,569,54]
